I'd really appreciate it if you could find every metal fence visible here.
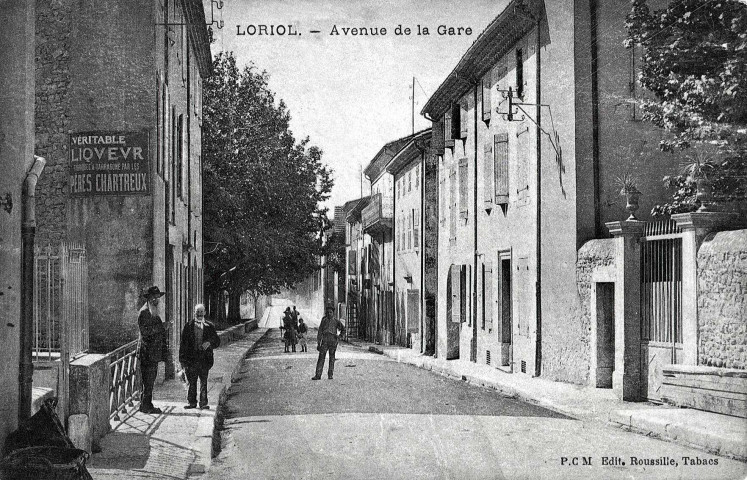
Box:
[108,339,141,421]
[33,242,89,361]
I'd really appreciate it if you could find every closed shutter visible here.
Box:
[450,265,461,323]
[459,158,468,219]
[484,262,493,330]
[517,127,529,201]
[482,74,492,122]
[484,142,493,204]
[413,209,419,249]
[444,112,455,148]
[494,133,509,204]
[349,250,357,275]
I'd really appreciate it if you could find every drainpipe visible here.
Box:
[19,155,46,423]
[420,150,425,354]
[473,83,479,363]
[534,18,543,378]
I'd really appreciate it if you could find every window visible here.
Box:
[516,47,524,99]
[483,141,493,205]
[458,158,468,219]
[408,171,412,193]
[407,211,412,250]
[494,133,509,204]
[415,164,420,189]
[451,102,461,141]
[482,262,493,330]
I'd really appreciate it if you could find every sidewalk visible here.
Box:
[346,339,746,462]
[87,327,269,480]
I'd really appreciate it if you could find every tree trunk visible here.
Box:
[228,290,242,323]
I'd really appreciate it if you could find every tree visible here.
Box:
[625,0,747,215]
[202,52,333,321]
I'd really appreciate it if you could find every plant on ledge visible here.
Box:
[615,173,642,220]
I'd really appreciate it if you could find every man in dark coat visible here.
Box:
[179,303,220,409]
[138,285,168,414]
[312,306,346,380]
[282,307,297,352]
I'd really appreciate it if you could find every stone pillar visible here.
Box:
[671,212,745,366]
[606,220,644,401]
[69,353,111,452]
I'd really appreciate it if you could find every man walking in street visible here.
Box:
[138,286,168,414]
[312,306,346,380]
[179,304,221,410]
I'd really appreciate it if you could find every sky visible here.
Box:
[208,0,507,211]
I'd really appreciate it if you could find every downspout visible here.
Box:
[534,18,543,377]
[473,83,478,363]
[420,150,425,354]
[19,155,46,423]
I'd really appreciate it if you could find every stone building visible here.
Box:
[34,0,212,357]
[388,130,432,350]
[344,196,370,339]
[421,0,685,382]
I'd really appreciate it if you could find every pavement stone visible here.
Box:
[350,338,747,462]
[87,325,269,479]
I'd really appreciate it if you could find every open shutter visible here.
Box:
[407,289,419,333]
[460,265,467,323]
[459,158,468,219]
[484,142,493,204]
[444,112,455,148]
[450,265,461,323]
[459,100,468,139]
[449,166,457,238]
[494,133,509,204]
[432,118,445,154]
[484,262,493,330]
[482,74,492,122]
[413,209,419,249]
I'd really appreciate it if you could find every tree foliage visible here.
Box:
[203,52,333,315]
[625,0,747,215]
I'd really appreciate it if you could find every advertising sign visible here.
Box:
[69,131,150,196]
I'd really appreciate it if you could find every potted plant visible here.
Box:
[615,173,641,220]
[681,155,717,212]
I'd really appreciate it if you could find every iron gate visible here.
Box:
[640,220,683,401]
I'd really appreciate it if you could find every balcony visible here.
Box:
[362,193,393,235]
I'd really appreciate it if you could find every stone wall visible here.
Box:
[35,0,73,246]
[543,238,616,385]
[697,229,747,370]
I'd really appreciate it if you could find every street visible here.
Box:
[205,330,746,480]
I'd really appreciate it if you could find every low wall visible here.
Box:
[544,239,616,385]
[697,229,747,370]
[661,365,747,418]
[216,320,258,345]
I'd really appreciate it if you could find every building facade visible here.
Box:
[34,0,212,359]
[422,0,685,383]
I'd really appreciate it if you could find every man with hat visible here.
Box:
[312,305,346,380]
[138,285,168,414]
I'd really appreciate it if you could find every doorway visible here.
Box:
[594,282,615,388]
[500,257,512,368]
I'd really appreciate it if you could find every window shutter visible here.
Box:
[413,209,419,248]
[407,289,420,333]
[484,142,493,204]
[459,100,468,139]
[433,119,445,153]
[449,167,457,238]
[450,264,461,323]
[482,74,492,122]
[444,112,455,148]
[494,133,509,204]
[349,250,357,275]
[484,262,493,330]
[517,127,529,201]
[458,158,468,219]
[460,265,467,323]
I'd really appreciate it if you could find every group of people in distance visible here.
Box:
[280,304,347,381]
[281,305,307,352]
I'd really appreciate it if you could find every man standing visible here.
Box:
[312,306,346,380]
[138,286,168,414]
[179,304,220,410]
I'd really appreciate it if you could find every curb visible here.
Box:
[210,327,268,460]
